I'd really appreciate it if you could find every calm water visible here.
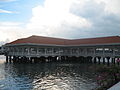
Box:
[0,55,98,90]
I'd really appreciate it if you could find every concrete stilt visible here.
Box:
[111,57,114,64]
[94,57,97,64]
[103,57,105,64]
[112,57,116,65]
[30,57,33,63]
[117,58,120,65]
[30,57,34,63]
[97,57,101,64]
[106,57,110,66]
[6,56,8,63]
[88,56,92,63]
[9,56,12,63]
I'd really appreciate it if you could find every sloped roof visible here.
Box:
[65,36,120,45]
[6,35,120,46]
[7,35,68,45]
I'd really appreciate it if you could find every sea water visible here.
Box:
[0,55,98,90]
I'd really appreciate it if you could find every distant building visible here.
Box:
[0,46,5,55]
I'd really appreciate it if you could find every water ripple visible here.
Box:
[0,60,98,90]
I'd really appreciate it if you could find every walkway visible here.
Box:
[108,82,120,90]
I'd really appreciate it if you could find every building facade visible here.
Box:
[3,35,120,64]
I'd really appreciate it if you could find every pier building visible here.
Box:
[3,35,120,65]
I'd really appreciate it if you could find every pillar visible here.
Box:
[97,56,101,64]
[103,57,105,64]
[9,56,12,63]
[30,57,34,63]
[94,57,97,64]
[113,58,116,65]
[117,58,120,66]
[88,56,92,63]
[84,57,87,63]
[106,57,110,66]
[111,57,114,64]
[6,56,8,63]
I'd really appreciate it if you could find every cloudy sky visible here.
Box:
[0,0,120,45]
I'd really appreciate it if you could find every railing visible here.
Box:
[7,51,118,57]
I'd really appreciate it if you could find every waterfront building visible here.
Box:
[3,35,120,64]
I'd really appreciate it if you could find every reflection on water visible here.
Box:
[0,56,98,90]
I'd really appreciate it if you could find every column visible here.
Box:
[93,48,96,56]
[13,48,15,56]
[94,57,97,64]
[97,56,101,64]
[70,48,72,56]
[28,47,30,55]
[103,57,105,64]
[85,48,87,56]
[6,56,8,63]
[36,47,39,55]
[103,47,105,56]
[52,48,54,56]
[9,56,12,63]
[112,57,116,65]
[22,47,24,55]
[45,48,47,55]
[117,58,120,65]
[113,47,115,57]
[106,57,110,66]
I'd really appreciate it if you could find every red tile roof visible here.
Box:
[7,35,68,45]
[66,36,120,45]
[6,35,120,46]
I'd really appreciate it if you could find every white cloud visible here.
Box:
[0,22,25,42]
[26,0,91,38]
[0,31,9,41]
[0,0,16,2]
[0,39,9,46]
[26,0,120,39]
[0,9,13,13]
[96,0,120,15]
[0,22,21,26]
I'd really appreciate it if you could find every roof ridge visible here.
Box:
[29,35,69,40]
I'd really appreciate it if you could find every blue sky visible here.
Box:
[0,0,120,45]
[0,0,44,22]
